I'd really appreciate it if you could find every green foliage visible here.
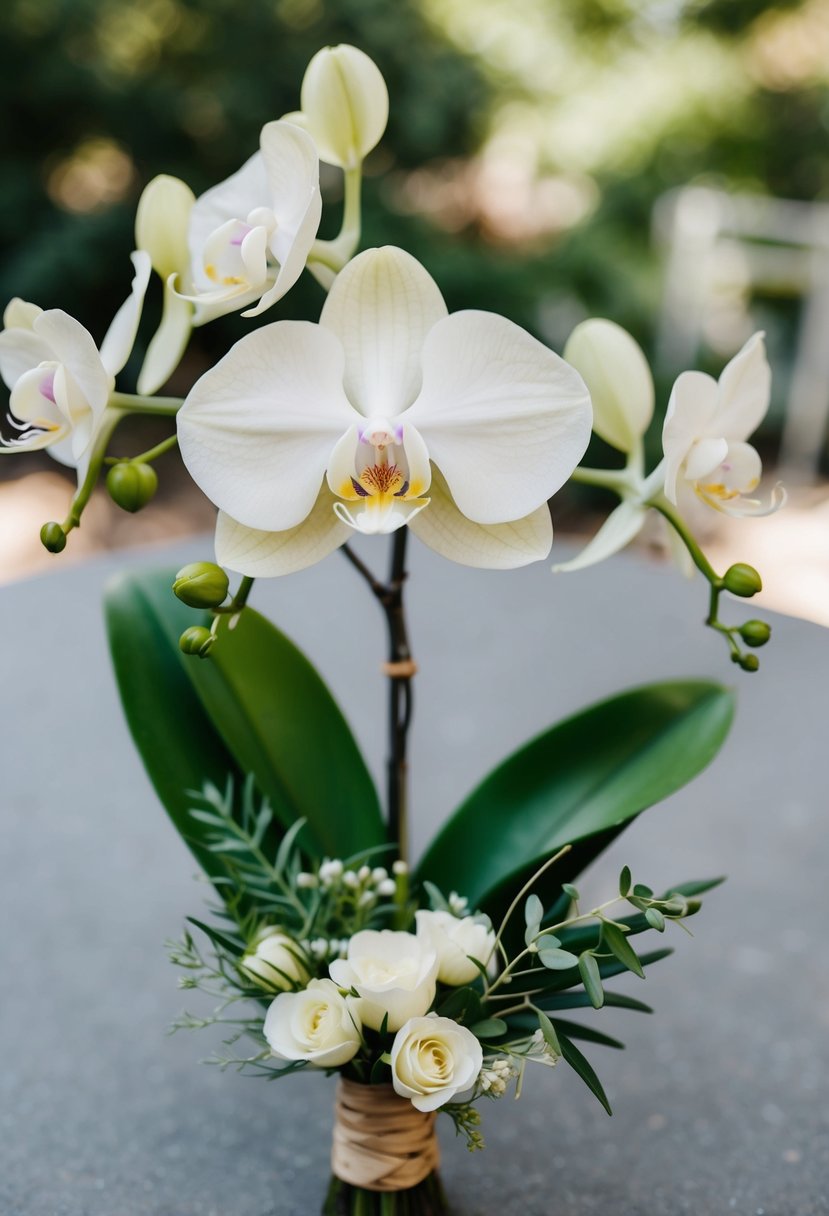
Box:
[105,567,384,862]
[416,680,734,930]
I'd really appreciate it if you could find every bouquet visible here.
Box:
[1,43,782,1215]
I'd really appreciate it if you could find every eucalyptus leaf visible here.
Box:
[469,1018,508,1039]
[602,921,645,979]
[539,947,580,970]
[525,894,543,929]
[578,951,604,1009]
[536,1009,561,1057]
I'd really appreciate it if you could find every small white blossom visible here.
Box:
[371,867,389,884]
[342,869,359,889]
[357,865,371,883]
[318,859,344,886]
[392,860,408,876]
[448,892,469,916]
[296,871,318,889]
[376,879,397,897]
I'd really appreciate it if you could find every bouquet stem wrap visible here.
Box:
[332,1079,441,1191]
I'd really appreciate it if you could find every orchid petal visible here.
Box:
[333,496,430,535]
[701,481,787,518]
[99,250,152,378]
[187,151,270,288]
[31,311,111,413]
[0,328,54,388]
[300,45,389,169]
[715,332,771,440]
[320,246,447,417]
[137,285,193,395]
[178,320,357,531]
[3,299,42,331]
[553,500,647,573]
[260,120,320,235]
[717,440,762,493]
[409,466,552,568]
[215,486,350,577]
[662,370,719,504]
[683,436,729,482]
[405,310,591,524]
[243,184,321,318]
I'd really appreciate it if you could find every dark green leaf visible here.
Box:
[558,1032,612,1115]
[602,921,645,979]
[437,986,482,1026]
[106,569,384,860]
[552,1019,624,1050]
[662,876,726,898]
[187,917,246,959]
[536,990,653,1014]
[578,951,604,1009]
[416,682,735,935]
[619,866,631,897]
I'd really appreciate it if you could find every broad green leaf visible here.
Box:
[416,681,734,933]
[602,921,645,979]
[436,986,483,1026]
[537,990,653,1014]
[469,1018,508,1039]
[106,569,384,860]
[558,1032,612,1115]
[105,570,247,893]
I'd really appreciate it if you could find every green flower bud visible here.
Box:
[738,653,760,673]
[40,521,66,553]
[107,462,158,513]
[173,562,230,609]
[179,625,214,658]
[739,619,771,648]
[722,563,762,597]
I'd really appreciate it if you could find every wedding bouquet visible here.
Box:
[1,43,782,1215]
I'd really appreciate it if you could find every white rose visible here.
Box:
[329,929,437,1032]
[391,1014,483,1112]
[415,910,496,986]
[264,979,362,1067]
[240,928,309,993]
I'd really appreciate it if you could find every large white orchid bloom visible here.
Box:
[0,251,151,480]
[178,246,592,576]
[662,332,784,517]
[172,120,321,325]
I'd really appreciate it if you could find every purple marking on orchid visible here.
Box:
[39,373,57,404]
[230,223,253,247]
[394,424,403,443]
[351,476,370,498]
[394,480,409,498]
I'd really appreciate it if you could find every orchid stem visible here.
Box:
[109,391,184,416]
[106,433,178,466]
[339,532,414,864]
[61,407,125,533]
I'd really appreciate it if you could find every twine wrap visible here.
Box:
[332,1078,440,1192]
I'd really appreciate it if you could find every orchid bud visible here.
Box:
[173,562,229,609]
[738,653,760,673]
[739,619,771,648]
[179,625,214,658]
[106,462,158,512]
[40,521,66,553]
[563,319,654,454]
[300,45,389,169]
[135,174,195,281]
[722,563,762,598]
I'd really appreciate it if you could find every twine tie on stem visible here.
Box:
[332,1079,440,1192]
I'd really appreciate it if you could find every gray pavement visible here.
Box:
[1,535,827,1215]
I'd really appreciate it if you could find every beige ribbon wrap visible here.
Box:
[331,1078,441,1192]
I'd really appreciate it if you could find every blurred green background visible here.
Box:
[1,0,827,481]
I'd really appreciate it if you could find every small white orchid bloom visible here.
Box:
[177,245,592,576]
[134,174,196,395]
[563,318,654,455]
[0,251,151,480]
[171,120,322,325]
[295,45,389,170]
[662,332,784,517]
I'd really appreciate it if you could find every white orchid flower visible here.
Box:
[662,332,784,517]
[177,245,592,576]
[0,251,151,480]
[171,120,322,325]
[293,44,389,170]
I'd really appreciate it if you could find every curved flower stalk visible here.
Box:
[662,331,785,517]
[178,245,592,576]
[0,251,151,482]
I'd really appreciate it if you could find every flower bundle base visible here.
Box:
[324,1079,449,1215]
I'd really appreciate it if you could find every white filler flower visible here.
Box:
[0,252,150,478]
[391,1013,483,1112]
[178,245,592,576]
[264,978,362,1067]
[662,332,784,517]
[328,928,438,1032]
[415,909,495,986]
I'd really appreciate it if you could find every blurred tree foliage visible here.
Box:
[1,0,827,421]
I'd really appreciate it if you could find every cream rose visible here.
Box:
[264,979,362,1067]
[240,928,309,993]
[390,1014,483,1111]
[415,910,496,986]
[328,929,437,1032]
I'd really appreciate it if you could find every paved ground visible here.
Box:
[1,536,827,1215]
